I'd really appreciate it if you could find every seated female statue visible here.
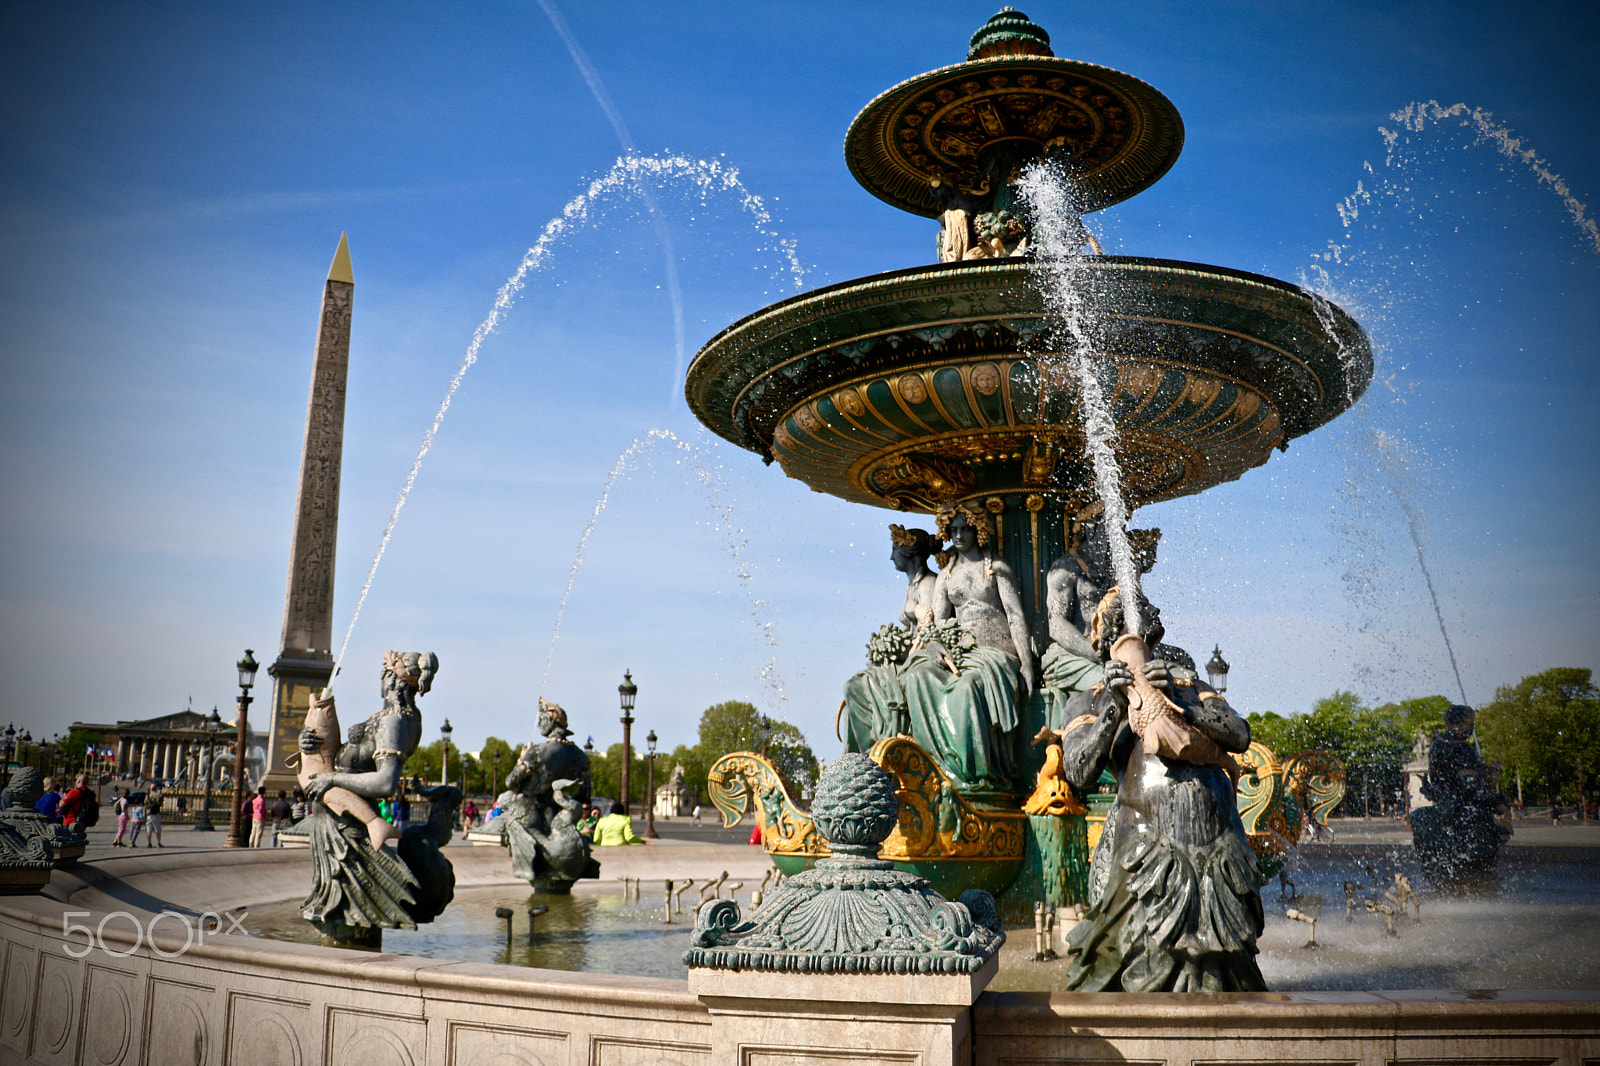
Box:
[839,524,940,753]
[898,501,1034,793]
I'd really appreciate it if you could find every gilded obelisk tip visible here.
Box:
[327,231,353,284]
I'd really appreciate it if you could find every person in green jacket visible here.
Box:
[592,810,649,846]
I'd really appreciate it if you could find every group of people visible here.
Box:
[0,772,97,828]
[574,801,650,846]
[235,786,307,847]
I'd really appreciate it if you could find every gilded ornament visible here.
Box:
[971,362,1002,395]
[897,373,929,403]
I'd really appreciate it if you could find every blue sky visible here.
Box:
[2,1,1596,759]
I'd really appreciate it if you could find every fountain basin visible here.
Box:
[687,256,1371,513]
[2,843,1595,1064]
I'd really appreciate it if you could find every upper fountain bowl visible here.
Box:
[844,12,1184,217]
[685,256,1371,513]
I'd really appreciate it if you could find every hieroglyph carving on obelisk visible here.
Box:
[265,234,353,787]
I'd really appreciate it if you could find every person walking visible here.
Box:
[112,789,132,846]
[127,794,147,847]
[691,803,703,826]
[269,790,293,846]
[144,784,164,847]
[393,792,411,835]
[248,786,268,847]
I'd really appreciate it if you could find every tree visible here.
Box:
[403,740,444,786]
[474,736,517,796]
[1478,668,1600,808]
[588,742,648,806]
[1246,691,1412,816]
[690,700,819,798]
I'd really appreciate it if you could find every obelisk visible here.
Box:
[264,234,353,790]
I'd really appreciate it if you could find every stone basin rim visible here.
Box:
[686,254,1373,466]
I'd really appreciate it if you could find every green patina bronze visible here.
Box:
[687,9,1371,916]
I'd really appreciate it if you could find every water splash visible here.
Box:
[534,0,690,409]
[538,428,787,712]
[1018,160,1143,636]
[1294,100,1600,701]
[331,155,805,680]
[1321,100,1600,265]
[1372,430,1469,705]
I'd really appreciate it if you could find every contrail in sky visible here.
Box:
[535,0,688,410]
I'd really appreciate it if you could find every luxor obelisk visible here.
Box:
[264,234,353,791]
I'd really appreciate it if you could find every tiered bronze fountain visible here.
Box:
[689,9,1369,910]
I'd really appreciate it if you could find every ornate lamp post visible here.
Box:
[1205,645,1231,694]
[196,707,222,831]
[18,730,32,774]
[756,714,773,757]
[440,718,453,788]
[2,723,15,788]
[224,649,259,848]
[491,748,500,797]
[618,670,637,815]
[38,738,52,779]
[643,729,659,839]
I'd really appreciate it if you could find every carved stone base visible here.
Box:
[692,958,996,1066]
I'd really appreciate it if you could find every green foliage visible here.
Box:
[691,700,820,797]
[1373,694,1452,740]
[61,728,101,768]
[1477,668,1600,805]
[588,742,649,805]
[403,740,444,786]
[473,736,518,796]
[1246,690,1419,816]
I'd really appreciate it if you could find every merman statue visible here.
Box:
[1412,704,1510,893]
[503,699,600,893]
[1049,588,1266,992]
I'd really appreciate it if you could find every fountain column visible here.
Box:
[264,235,354,791]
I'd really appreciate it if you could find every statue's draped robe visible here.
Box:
[842,642,1023,793]
[901,644,1021,792]
[1057,680,1267,992]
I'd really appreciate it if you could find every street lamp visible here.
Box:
[618,670,637,816]
[491,748,500,797]
[196,707,222,831]
[2,723,15,787]
[1205,645,1231,694]
[18,731,32,774]
[643,729,659,839]
[440,718,453,787]
[756,714,773,757]
[224,649,259,848]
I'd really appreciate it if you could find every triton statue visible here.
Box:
[1050,589,1266,992]
[295,651,460,945]
[1412,704,1511,893]
[502,699,599,893]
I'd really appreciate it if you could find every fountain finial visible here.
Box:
[968,7,1053,60]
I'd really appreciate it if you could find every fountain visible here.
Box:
[691,7,1370,918]
[3,9,1596,1063]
